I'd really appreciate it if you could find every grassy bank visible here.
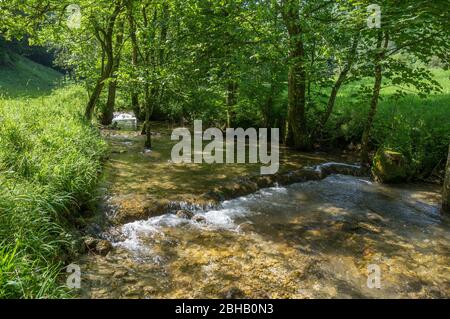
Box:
[326,69,450,178]
[0,86,107,298]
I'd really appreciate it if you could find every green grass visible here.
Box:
[0,52,63,98]
[0,86,107,298]
[326,68,450,177]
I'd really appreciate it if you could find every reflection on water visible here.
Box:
[80,175,450,299]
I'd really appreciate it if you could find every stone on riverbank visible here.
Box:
[84,237,112,256]
[176,210,194,219]
[442,145,450,214]
[372,149,409,183]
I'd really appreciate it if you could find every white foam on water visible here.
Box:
[259,185,288,196]
[112,112,137,130]
[114,187,285,251]
[194,205,251,229]
[308,162,361,173]
[115,214,188,251]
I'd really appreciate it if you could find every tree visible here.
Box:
[126,0,142,120]
[275,0,364,149]
[128,0,171,148]
[358,0,449,165]
[2,0,129,122]
[100,20,125,125]
[84,0,126,121]
[277,0,308,149]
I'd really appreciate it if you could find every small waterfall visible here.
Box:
[112,112,137,130]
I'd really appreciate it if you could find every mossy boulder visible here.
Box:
[442,145,450,214]
[372,149,409,183]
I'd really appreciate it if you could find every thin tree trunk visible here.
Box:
[143,86,157,148]
[442,145,450,214]
[361,31,389,165]
[85,77,107,120]
[85,54,113,120]
[226,81,238,128]
[286,55,308,149]
[142,4,169,148]
[127,0,141,120]
[263,83,275,128]
[101,74,118,125]
[314,36,359,138]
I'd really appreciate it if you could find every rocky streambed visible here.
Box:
[77,126,450,299]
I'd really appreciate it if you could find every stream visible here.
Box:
[79,127,450,299]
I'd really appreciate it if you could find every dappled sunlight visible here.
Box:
[81,168,449,298]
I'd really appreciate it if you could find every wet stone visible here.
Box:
[237,222,255,233]
[176,210,194,219]
[113,270,128,279]
[192,215,206,223]
[223,287,246,299]
[84,236,99,251]
[96,240,113,256]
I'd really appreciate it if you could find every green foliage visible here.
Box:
[326,69,450,177]
[0,86,107,298]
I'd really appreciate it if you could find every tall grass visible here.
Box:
[0,86,107,298]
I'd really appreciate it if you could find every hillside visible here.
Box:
[0,51,62,98]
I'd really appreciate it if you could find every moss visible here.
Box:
[372,148,409,183]
[442,146,450,214]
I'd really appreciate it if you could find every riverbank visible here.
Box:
[0,86,107,298]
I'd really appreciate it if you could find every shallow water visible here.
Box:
[80,174,449,299]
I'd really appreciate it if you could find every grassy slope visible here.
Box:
[327,69,450,176]
[0,52,62,98]
[0,57,106,298]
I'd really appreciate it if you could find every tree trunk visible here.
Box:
[286,55,308,149]
[314,36,359,139]
[85,72,108,120]
[143,85,157,149]
[263,82,275,128]
[142,3,170,148]
[442,145,450,214]
[282,2,308,150]
[101,77,118,125]
[84,1,122,121]
[100,22,125,126]
[226,81,238,128]
[100,59,120,126]
[127,1,141,120]
[361,31,389,165]
[85,51,113,121]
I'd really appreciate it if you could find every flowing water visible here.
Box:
[80,173,450,298]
